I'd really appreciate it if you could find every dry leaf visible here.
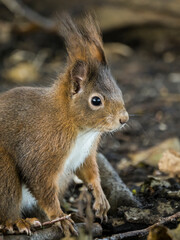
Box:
[128,138,180,166]
[147,226,172,240]
[168,223,180,240]
[104,42,133,57]
[158,149,180,177]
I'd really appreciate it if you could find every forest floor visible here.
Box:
[0,3,180,239]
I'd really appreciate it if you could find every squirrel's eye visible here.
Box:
[89,93,104,110]
[91,96,102,106]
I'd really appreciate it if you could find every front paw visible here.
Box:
[55,215,78,237]
[93,190,110,222]
[4,218,41,235]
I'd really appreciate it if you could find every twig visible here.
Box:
[2,223,102,239]
[97,211,180,240]
[41,214,71,228]
[0,0,56,31]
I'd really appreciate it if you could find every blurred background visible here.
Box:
[0,0,180,184]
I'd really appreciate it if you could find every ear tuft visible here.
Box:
[59,13,85,62]
[59,12,106,64]
[79,13,106,64]
[70,60,87,94]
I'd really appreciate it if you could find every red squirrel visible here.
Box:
[0,13,129,236]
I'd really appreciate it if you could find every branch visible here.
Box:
[0,0,56,32]
[3,223,102,240]
[97,211,180,240]
[41,214,71,228]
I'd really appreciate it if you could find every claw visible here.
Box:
[19,228,31,236]
[95,210,100,217]
[16,219,31,236]
[33,221,42,227]
[56,216,77,237]
[93,191,110,223]
[25,218,42,228]
[73,229,79,236]
[104,214,108,223]
[69,218,75,226]
[55,221,63,232]
[5,226,14,234]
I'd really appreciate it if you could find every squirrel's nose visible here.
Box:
[119,110,129,124]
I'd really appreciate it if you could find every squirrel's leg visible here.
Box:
[0,147,21,233]
[0,147,40,235]
[26,174,77,237]
[76,154,110,221]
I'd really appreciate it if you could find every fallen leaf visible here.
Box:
[147,226,172,240]
[128,138,180,166]
[168,223,180,240]
[104,42,133,57]
[158,149,180,177]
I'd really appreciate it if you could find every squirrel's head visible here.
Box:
[59,13,129,132]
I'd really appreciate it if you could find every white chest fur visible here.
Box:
[21,131,99,210]
[63,131,99,173]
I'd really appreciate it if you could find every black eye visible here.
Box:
[91,96,102,106]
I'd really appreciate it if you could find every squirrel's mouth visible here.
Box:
[94,115,127,133]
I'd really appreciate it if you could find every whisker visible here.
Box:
[121,123,127,131]
[129,113,143,117]
[124,123,131,129]
[128,118,152,140]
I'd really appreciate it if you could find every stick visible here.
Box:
[41,214,71,228]
[3,223,102,239]
[97,211,180,240]
[0,0,56,31]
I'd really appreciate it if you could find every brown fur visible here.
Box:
[0,13,128,235]
[60,13,106,64]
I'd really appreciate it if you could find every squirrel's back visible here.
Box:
[0,85,74,165]
[0,86,52,141]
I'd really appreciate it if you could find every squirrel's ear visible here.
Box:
[59,13,85,63]
[59,13,106,65]
[70,60,87,94]
[81,13,106,64]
